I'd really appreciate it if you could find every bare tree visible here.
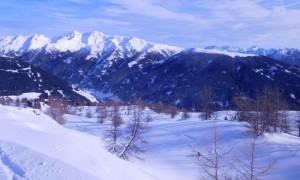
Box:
[200,85,214,120]
[47,97,67,125]
[166,105,179,118]
[234,87,289,135]
[196,120,237,180]
[86,109,93,118]
[104,105,123,155]
[145,113,152,122]
[15,97,21,107]
[6,97,13,106]
[67,106,77,115]
[33,99,42,109]
[97,105,108,123]
[181,109,190,119]
[233,93,254,122]
[239,133,275,180]
[150,101,165,114]
[297,119,300,137]
[21,97,28,107]
[119,105,148,160]
[0,97,5,105]
[126,105,132,116]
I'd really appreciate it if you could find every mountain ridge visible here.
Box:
[1,31,300,67]
[205,45,300,67]
[1,31,300,109]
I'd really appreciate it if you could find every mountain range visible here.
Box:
[1,30,300,66]
[0,31,300,109]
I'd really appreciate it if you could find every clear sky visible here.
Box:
[1,0,300,48]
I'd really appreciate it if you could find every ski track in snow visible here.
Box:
[0,147,27,180]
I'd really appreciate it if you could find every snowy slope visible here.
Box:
[0,105,156,180]
[64,107,300,180]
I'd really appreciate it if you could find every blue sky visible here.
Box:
[1,0,300,48]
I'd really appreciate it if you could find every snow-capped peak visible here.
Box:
[27,34,51,50]
[248,45,259,51]
[45,31,85,52]
[0,31,184,59]
[66,30,81,39]
[83,31,108,46]
[0,34,50,55]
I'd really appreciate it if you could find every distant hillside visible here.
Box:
[0,56,91,102]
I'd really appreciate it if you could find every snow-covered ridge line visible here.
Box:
[1,31,300,61]
[204,45,300,57]
[186,48,257,58]
[0,30,183,60]
[5,30,300,62]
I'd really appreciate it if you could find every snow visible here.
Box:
[166,91,172,95]
[27,34,51,50]
[63,57,73,64]
[128,60,138,68]
[6,92,41,100]
[190,48,256,58]
[146,44,183,57]
[290,93,296,99]
[0,31,183,64]
[204,45,300,62]
[82,31,108,46]
[72,88,98,103]
[63,108,300,180]
[0,69,18,73]
[0,104,299,179]
[285,69,291,73]
[81,88,118,100]
[0,105,156,180]
[155,59,166,65]
[46,30,85,52]
[57,90,65,97]
[0,34,50,54]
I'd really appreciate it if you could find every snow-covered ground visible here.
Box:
[0,104,299,179]
[0,105,157,180]
[64,106,300,180]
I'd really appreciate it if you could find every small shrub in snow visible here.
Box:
[86,110,92,118]
[97,105,108,123]
[181,109,190,119]
[15,97,21,107]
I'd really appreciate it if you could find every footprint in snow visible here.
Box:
[39,162,47,166]
[53,146,61,152]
